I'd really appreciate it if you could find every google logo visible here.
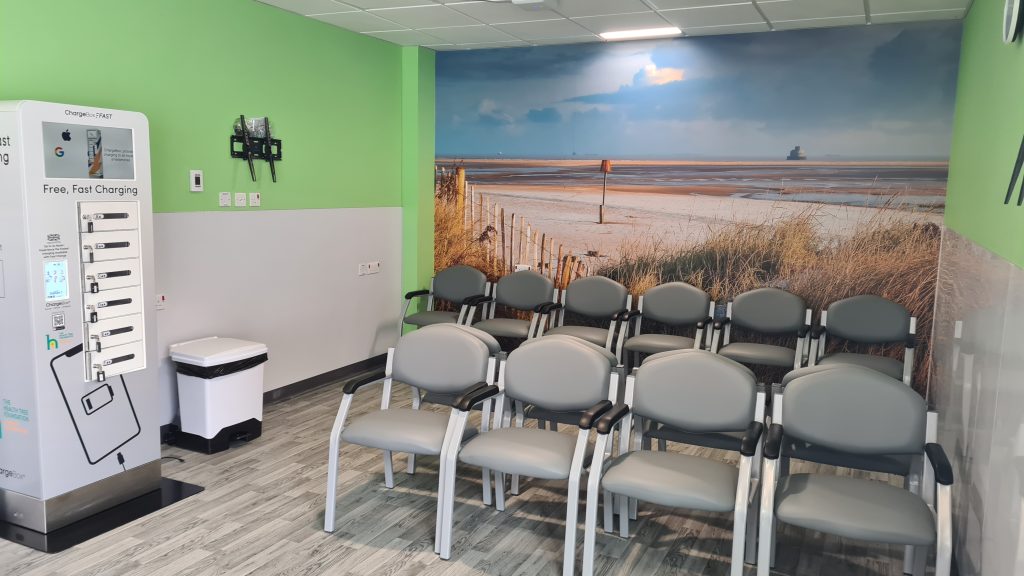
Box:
[54,147,65,157]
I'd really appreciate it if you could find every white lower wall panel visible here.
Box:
[153,208,401,425]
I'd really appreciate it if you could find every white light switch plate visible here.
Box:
[249,192,261,207]
[189,170,203,192]
[234,192,247,207]
[219,192,231,207]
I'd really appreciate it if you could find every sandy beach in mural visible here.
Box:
[449,159,947,261]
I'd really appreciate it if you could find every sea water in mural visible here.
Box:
[435,22,961,391]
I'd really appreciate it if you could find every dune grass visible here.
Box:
[597,213,940,394]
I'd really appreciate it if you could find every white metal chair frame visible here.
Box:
[809,309,918,386]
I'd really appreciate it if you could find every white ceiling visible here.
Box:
[255,0,970,50]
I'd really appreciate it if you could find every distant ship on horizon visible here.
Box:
[787,145,807,161]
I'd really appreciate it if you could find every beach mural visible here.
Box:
[434,22,961,392]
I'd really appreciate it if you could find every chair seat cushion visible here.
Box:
[473,318,531,339]
[775,474,936,546]
[404,310,459,327]
[623,334,695,354]
[719,342,795,368]
[342,409,475,455]
[647,423,745,453]
[602,451,739,512]
[459,428,581,480]
[818,353,904,380]
[543,325,611,347]
[782,440,913,476]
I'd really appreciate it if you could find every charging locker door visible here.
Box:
[78,201,140,233]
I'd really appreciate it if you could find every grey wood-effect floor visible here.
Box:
[1,379,930,576]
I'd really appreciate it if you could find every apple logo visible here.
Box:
[61,130,71,142]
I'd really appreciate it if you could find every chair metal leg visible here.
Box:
[324,394,353,533]
[744,479,760,565]
[512,402,524,495]
[495,471,507,511]
[407,454,416,475]
[383,450,395,489]
[603,488,614,533]
[731,455,753,576]
[657,438,667,452]
[936,484,952,576]
[436,412,460,555]
[757,458,779,576]
[564,431,589,576]
[583,434,610,576]
[439,412,469,560]
[482,468,493,506]
[618,487,630,538]
[903,466,923,574]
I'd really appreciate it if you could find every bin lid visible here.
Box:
[169,337,268,367]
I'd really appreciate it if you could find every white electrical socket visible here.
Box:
[234,192,247,207]
[358,263,369,276]
[189,170,203,192]
[219,192,231,207]
[249,192,261,207]
[367,261,381,274]
[155,294,168,311]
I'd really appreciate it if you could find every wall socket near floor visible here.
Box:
[219,192,231,207]
[357,261,381,276]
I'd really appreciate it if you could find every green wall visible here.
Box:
[0,0,436,292]
[947,0,1024,266]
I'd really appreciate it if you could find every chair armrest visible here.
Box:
[461,294,489,307]
[537,302,563,314]
[455,384,500,411]
[763,423,785,460]
[342,373,384,395]
[925,443,954,485]
[695,316,713,329]
[579,400,614,430]
[713,318,731,331]
[595,403,630,435]
[906,333,918,349]
[797,326,809,338]
[740,421,765,457]
[405,289,430,300]
[611,308,631,322]
[810,325,826,339]
[533,301,559,313]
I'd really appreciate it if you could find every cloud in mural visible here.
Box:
[436,22,961,159]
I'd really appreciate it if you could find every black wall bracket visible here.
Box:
[230,114,281,183]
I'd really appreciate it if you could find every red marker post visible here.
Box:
[599,159,612,224]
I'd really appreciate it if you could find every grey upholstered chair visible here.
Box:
[809,294,917,385]
[758,366,953,576]
[582,349,764,576]
[324,323,495,556]
[472,270,555,346]
[399,265,488,335]
[712,287,811,371]
[618,281,714,369]
[541,275,631,360]
[436,336,620,575]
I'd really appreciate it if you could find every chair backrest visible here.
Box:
[495,270,554,311]
[641,281,710,326]
[563,276,628,319]
[634,350,756,433]
[826,295,910,344]
[505,337,613,412]
[392,324,490,394]
[731,287,805,334]
[527,334,619,367]
[447,324,502,355]
[433,265,487,305]
[783,365,926,455]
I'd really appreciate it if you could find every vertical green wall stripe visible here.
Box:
[400,47,436,305]
[0,0,404,213]
[947,0,1024,266]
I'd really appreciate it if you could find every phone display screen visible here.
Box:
[44,260,69,302]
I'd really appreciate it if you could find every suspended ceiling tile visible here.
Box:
[453,39,533,49]
[309,9,407,30]
[495,18,594,40]
[530,34,602,45]
[871,8,966,23]
[344,0,437,8]
[574,11,675,35]
[758,0,865,21]
[257,0,358,16]
[649,0,753,9]
[661,3,766,28]
[683,22,771,35]
[421,24,518,43]
[554,0,653,18]
[772,15,867,30]
[364,29,446,44]
[369,4,480,28]
[870,0,971,13]
[446,1,562,24]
